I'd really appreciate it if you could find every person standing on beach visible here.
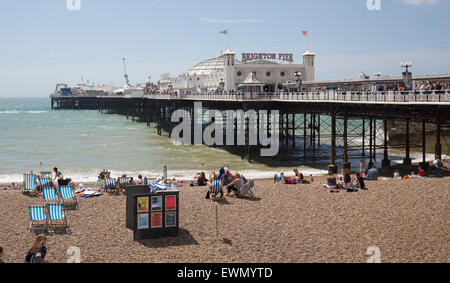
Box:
[25,236,47,263]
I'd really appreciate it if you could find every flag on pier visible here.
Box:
[302,30,308,37]
[219,30,228,35]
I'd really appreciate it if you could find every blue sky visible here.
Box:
[0,0,449,97]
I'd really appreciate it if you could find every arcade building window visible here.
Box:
[266,71,271,77]
[280,72,286,77]
[237,71,242,77]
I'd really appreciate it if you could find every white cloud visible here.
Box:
[199,18,264,24]
[403,0,438,6]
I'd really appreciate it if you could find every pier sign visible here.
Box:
[242,53,294,63]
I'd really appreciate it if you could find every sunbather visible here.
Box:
[322,175,337,189]
[355,172,367,190]
[293,169,310,184]
[225,173,246,197]
[25,235,47,263]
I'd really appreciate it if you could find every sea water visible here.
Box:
[0,97,434,183]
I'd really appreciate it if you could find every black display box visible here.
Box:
[126,185,180,241]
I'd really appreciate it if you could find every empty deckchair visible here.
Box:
[43,187,59,203]
[209,179,223,202]
[23,174,37,195]
[47,203,69,233]
[59,185,78,209]
[39,177,53,189]
[29,205,47,234]
[104,178,118,193]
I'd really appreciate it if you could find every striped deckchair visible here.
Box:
[209,179,223,201]
[40,172,52,179]
[60,185,78,209]
[23,174,37,195]
[118,177,131,191]
[238,179,255,198]
[104,178,117,193]
[43,187,59,203]
[47,203,69,233]
[29,205,47,233]
[39,177,53,189]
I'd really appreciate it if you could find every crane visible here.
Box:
[122,58,130,87]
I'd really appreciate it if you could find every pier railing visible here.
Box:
[144,90,450,103]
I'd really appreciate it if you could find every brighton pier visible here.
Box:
[51,90,450,173]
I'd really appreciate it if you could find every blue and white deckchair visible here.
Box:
[40,172,52,179]
[40,178,53,189]
[209,179,223,201]
[60,185,78,209]
[47,203,69,233]
[104,178,117,192]
[150,181,172,191]
[118,177,131,192]
[29,205,47,233]
[23,174,37,195]
[43,187,58,203]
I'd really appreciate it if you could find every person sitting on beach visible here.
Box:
[25,235,47,263]
[222,168,233,186]
[136,175,144,185]
[393,170,402,179]
[355,172,367,190]
[343,172,353,191]
[293,169,310,184]
[191,172,208,186]
[418,166,426,179]
[366,165,379,181]
[225,173,246,197]
[205,172,223,199]
[322,175,337,190]
[309,174,314,183]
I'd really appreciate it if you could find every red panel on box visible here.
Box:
[165,195,176,211]
[151,212,162,228]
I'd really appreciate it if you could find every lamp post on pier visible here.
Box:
[295,71,302,92]
[400,62,413,91]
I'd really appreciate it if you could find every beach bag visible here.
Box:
[286,178,297,184]
[30,252,43,263]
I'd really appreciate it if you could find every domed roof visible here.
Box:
[183,53,242,76]
[184,56,225,76]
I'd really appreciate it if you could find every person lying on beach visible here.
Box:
[274,173,285,184]
[404,171,419,179]
[393,170,402,179]
[322,175,337,189]
[25,235,47,263]
[225,173,246,197]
